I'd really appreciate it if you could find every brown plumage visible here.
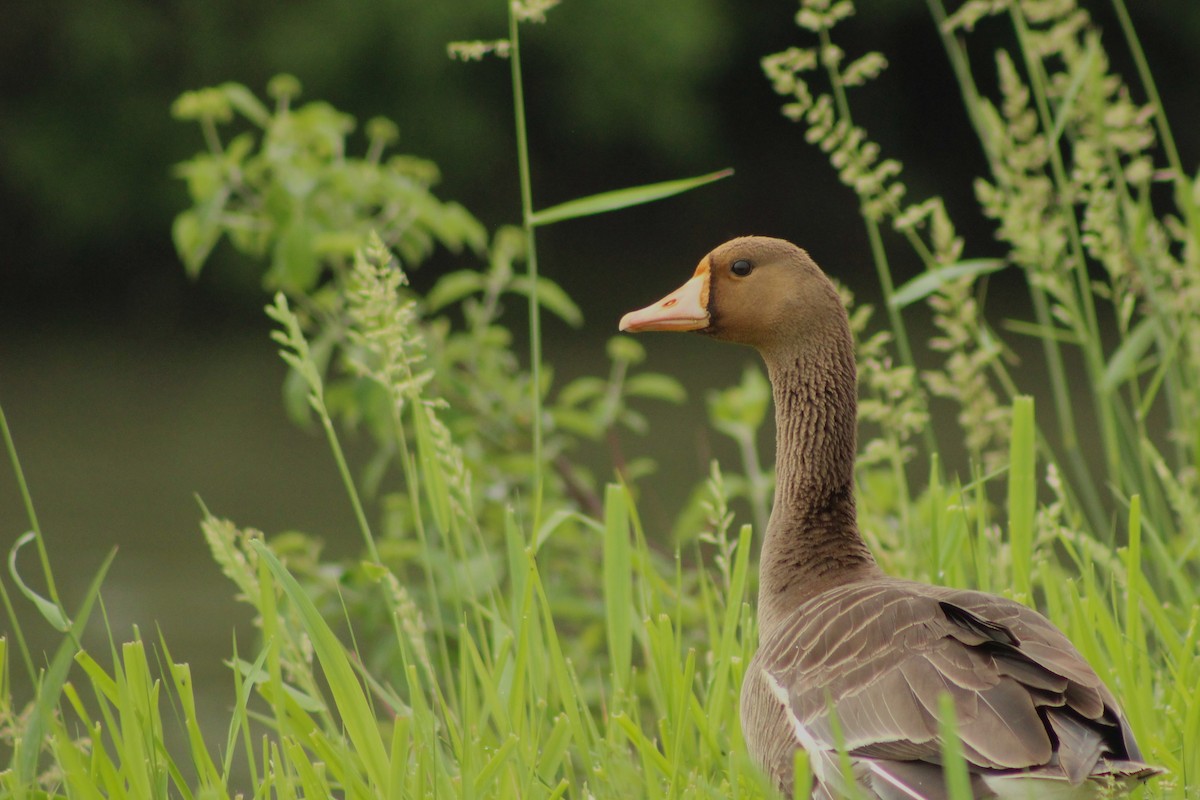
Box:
[619,236,1161,799]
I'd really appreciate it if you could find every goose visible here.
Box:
[618,236,1161,799]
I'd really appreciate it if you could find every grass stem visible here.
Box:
[1109,0,1190,221]
[1008,5,1122,494]
[0,405,60,608]
[508,7,545,528]
[815,27,936,463]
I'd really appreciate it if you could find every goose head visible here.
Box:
[618,236,847,359]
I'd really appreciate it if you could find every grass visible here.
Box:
[3,0,1200,797]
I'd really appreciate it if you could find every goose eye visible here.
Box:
[731,259,753,277]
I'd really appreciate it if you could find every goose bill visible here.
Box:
[619,269,710,332]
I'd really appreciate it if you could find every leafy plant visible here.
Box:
[171,73,486,289]
[171,69,717,529]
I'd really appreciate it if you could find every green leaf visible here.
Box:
[510,276,583,327]
[888,259,1005,309]
[220,82,272,127]
[528,168,733,227]
[625,373,686,404]
[314,230,371,259]
[268,218,320,292]
[173,204,225,280]
[171,87,232,123]
[426,270,485,312]
[619,408,650,436]
[606,336,645,365]
[557,376,606,408]
[1100,316,1158,394]
[427,201,488,255]
[553,408,602,439]
[707,365,771,438]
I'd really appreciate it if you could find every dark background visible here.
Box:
[2,0,1197,732]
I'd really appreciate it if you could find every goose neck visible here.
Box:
[756,343,880,633]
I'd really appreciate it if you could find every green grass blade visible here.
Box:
[50,715,105,800]
[114,637,162,799]
[387,714,411,800]
[603,484,634,691]
[529,169,733,227]
[473,732,519,795]
[615,712,672,777]
[888,258,1005,309]
[0,637,6,711]
[667,645,698,788]
[705,524,754,733]
[1000,318,1081,345]
[791,747,812,800]
[937,693,973,800]
[17,547,116,784]
[249,540,390,792]
[0,571,37,695]
[225,634,268,786]
[527,547,589,754]
[1125,494,1143,647]
[1110,0,1189,215]
[7,531,70,631]
[539,714,572,785]
[1007,396,1036,600]
[412,403,452,534]
[161,642,224,793]
[825,699,864,800]
[0,405,46,548]
[1100,316,1158,395]
[74,650,119,704]
[282,736,328,798]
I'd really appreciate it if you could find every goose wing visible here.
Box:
[746,580,1144,796]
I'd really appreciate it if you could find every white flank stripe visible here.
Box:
[763,671,831,787]
[864,761,930,800]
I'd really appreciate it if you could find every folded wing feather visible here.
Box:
[753,579,1140,797]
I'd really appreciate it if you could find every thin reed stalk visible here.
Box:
[508,6,545,527]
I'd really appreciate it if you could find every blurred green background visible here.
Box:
[2,0,1198,729]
